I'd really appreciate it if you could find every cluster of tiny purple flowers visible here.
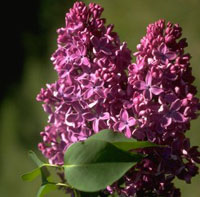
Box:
[37,2,200,196]
[37,1,131,165]
[117,19,200,197]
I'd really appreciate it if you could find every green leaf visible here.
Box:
[28,150,44,167]
[22,151,50,182]
[88,129,158,151]
[22,132,158,194]
[37,182,74,197]
[64,139,141,192]
[112,141,158,151]
[22,151,69,196]
[21,167,41,181]
[88,129,133,143]
[21,162,57,182]
[21,166,51,182]
[37,183,58,197]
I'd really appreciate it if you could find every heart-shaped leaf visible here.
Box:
[64,139,141,192]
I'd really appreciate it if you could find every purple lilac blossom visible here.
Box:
[134,71,163,100]
[113,109,136,138]
[37,1,131,166]
[125,19,200,197]
[37,2,200,196]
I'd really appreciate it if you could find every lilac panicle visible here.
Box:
[123,19,200,196]
[36,1,131,165]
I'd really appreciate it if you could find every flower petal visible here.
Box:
[93,119,99,133]
[121,109,129,122]
[100,112,110,120]
[165,72,177,81]
[83,112,96,121]
[170,99,182,111]
[144,89,152,100]
[42,104,52,114]
[67,113,79,122]
[151,86,163,95]
[125,126,132,138]
[166,52,176,60]
[65,114,77,127]
[118,122,126,131]
[172,111,186,123]
[84,89,94,99]
[82,79,92,87]
[159,43,167,54]
[134,80,147,90]
[64,86,75,95]
[82,57,90,66]
[160,116,172,127]
[145,72,152,86]
[95,89,106,98]
[128,117,136,126]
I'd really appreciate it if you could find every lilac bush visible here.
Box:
[36,2,200,196]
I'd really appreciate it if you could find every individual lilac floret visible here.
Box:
[153,43,177,64]
[125,19,200,196]
[37,1,131,167]
[83,104,110,133]
[113,109,136,137]
[160,99,188,128]
[134,71,163,100]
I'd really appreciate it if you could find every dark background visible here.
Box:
[0,0,199,196]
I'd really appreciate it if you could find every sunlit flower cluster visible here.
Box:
[118,19,200,197]
[37,1,131,165]
[37,2,200,196]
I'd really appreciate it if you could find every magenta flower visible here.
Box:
[134,71,163,100]
[153,43,177,64]
[81,75,106,99]
[127,19,200,196]
[37,1,131,167]
[37,3,200,195]
[65,103,86,128]
[91,36,112,55]
[160,99,187,128]
[70,43,90,67]
[114,109,136,138]
[84,105,110,133]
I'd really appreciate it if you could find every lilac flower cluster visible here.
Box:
[37,1,131,165]
[37,2,200,196]
[120,19,200,196]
